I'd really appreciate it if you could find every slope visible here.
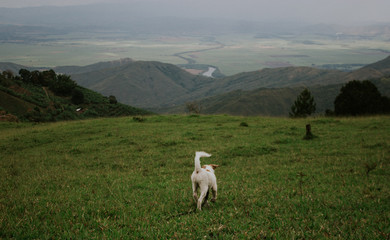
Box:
[1,55,389,116]
[69,57,389,111]
[345,55,390,81]
[206,67,347,95]
[181,77,390,116]
[70,61,213,108]
[0,69,150,122]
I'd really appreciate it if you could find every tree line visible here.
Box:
[290,80,390,117]
[1,69,118,105]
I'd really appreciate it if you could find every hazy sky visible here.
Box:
[1,0,390,24]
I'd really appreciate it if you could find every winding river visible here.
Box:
[203,67,216,78]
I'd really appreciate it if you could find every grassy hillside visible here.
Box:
[70,61,213,108]
[68,62,351,110]
[56,55,390,113]
[0,115,389,238]
[348,55,390,80]
[180,77,390,116]
[0,70,150,122]
[53,58,134,75]
[209,67,347,92]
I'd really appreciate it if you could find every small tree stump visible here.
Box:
[304,124,314,140]
[306,124,311,136]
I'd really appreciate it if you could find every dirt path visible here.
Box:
[42,87,50,100]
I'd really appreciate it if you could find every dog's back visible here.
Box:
[191,151,218,210]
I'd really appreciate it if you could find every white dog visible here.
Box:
[191,151,218,210]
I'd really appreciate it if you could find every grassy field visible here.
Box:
[1,33,389,76]
[0,115,389,239]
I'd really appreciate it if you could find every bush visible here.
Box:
[239,122,249,127]
[186,102,201,114]
[334,80,390,116]
[109,95,118,104]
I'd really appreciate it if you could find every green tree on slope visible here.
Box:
[289,88,316,118]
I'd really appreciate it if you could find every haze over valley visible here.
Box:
[1,0,390,116]
[1,0,390,75]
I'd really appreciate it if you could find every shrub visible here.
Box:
[109,95,118,104]
[334,80,390,116]
[186,102,201,114]
[239,122,249,127]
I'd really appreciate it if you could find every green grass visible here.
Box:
[1,115,389,239]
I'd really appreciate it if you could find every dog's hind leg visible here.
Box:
[211,185,217,202]
[202,189,210,207]
[192,182,198,203]
[197,186,208,210]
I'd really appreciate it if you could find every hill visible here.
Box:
[1,56,389,116]
[53,58,134,75]
[72,56,390,114]
[207,67,347,93]
[0,69,150,122]
[69,61,214,108]
[172,77,390,116]
[0,62,37,73]
[345,55,390,81]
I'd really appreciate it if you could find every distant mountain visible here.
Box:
[60,61,350,110]
[0,62,36,73]
[345,55,390,81]
[53,58,134,75]
[1,55,389,116]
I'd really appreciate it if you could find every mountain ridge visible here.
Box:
[1,55,389,116]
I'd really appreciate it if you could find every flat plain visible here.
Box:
[0,115,389,238]
[1,32,389,76]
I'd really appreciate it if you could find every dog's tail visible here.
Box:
[195,151,212,173]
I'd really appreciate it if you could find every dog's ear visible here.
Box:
[210,164,219,169]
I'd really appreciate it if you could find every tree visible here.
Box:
[71,89,84,105]
[19,69,31,83]
[289,88,316,118]
[108,95,118,104]
[40,69,56,86]
[2,70,14,79]
[49,74,77,96]
[334,80,389,116]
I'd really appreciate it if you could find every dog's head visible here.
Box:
[202,164,219,173]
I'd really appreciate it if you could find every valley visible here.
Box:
[1,5,390,117]
[1,31,389,76]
